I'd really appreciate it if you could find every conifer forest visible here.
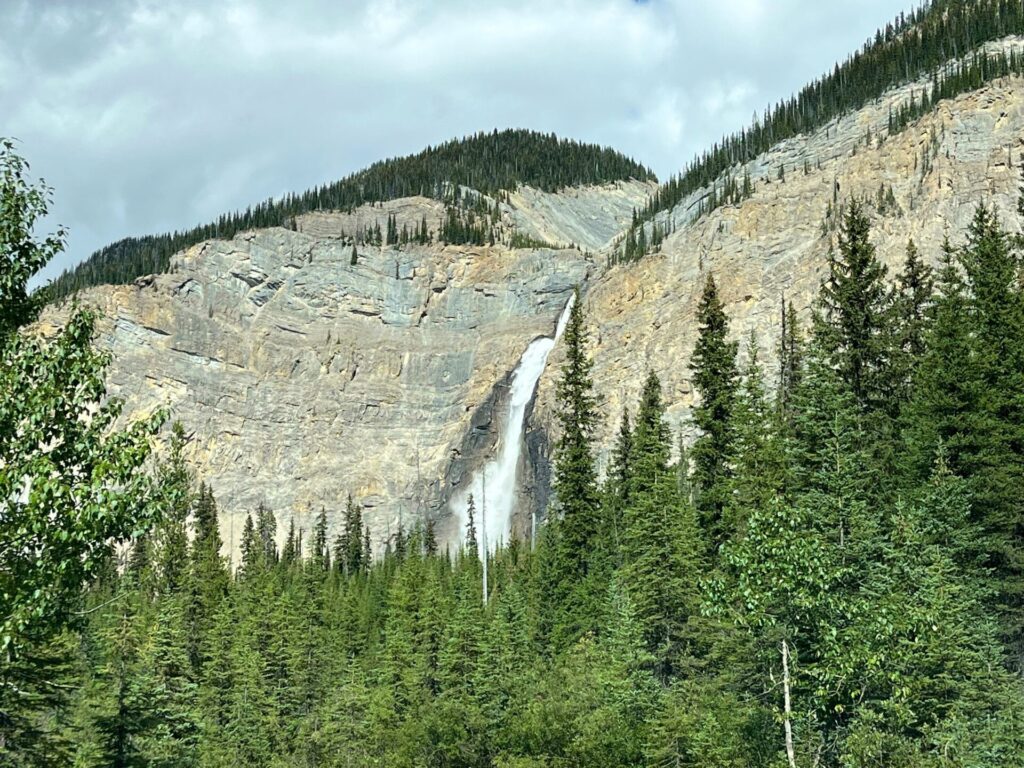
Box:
[6,1,1024,766]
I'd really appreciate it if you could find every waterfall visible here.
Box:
[450,294,576,556]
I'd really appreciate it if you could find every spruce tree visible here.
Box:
[154,422,191,595]
[958,205,1024,668]
[466,493,481,561]
[312,507,330,572]
[552,289,600,546]
[816,200,895,413]
[629,372,672,500]
[601,406,633,567]
[894,238,934,362]
[282,518,299,567]
[550,288,603,644]
[690,273,740,552]
[728,334,788,539]
[239,514,258,578]
[186,483,228,674]
[777,300,803,421]
[621,371,705,676]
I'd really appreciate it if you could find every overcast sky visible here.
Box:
[5,0,916,285]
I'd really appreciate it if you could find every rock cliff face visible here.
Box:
[536,47,1024,474]
[39,46,1024,553]
[39,182,651,554]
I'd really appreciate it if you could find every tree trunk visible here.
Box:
[782,638,796,768]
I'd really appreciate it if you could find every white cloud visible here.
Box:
[3,0,912,285]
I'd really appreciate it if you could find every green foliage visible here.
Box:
[816,199,896,412]
[0,141,164,669]
[548,289,604,646]
[0,139,65,335]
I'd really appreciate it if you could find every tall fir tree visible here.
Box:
[777,299,803,422]
[549,288,604,645]
[816,199,896,414]
[621,371,706,677]
[690,273,740,552]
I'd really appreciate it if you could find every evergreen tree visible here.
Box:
[621,371,705,677]
[186,483,227,675]
[777,300,803,420]
[135,595,199,765]
[957,205,1024,668]
[312,507,330,572]
[690,273,740,551]
[255,503,278,568]
[465,494,479,556]
[282,518,298,567]
[239,514,258,578]
[816,200,895,413]
[903,235,978,483]
[549,288,603,644]
[728,334,789,539]
[894,238,935,362]
[600,406,633,567]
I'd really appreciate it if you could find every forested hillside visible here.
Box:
[45,130,653,300]
[12,192,1024,765]
[618,0,1024,261]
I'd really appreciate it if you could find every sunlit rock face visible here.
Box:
[38,182,651,555]
[535,63,1024,476]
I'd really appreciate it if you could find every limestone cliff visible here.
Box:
[39,182,652,554]
[535,48,1024,475]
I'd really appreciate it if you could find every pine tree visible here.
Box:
[186,483,228,675]
[255,502,278,569]
[894,238,934,362]
[690,273,740,552]
[621,371,705,676]
[239,514,258,578]
[600,406,633,567]
[548,288,605,645]
[346,498,364,575]
[282,518,299,567]
[312,507,330,572]
[424,518,438,557]
[816,200,895,413]
[958,205,1024,669]
[154,422,191,595]
[778,299,803,421]
[361,523,372,571]
[136,595,199,764]
[464,494,478,557]
[727,334,789,540]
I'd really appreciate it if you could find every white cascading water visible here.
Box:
[450,294,576,556]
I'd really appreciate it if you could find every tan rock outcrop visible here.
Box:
[38,182,651,555]
[536,70,1024,476]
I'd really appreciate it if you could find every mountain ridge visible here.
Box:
[47,1,1024,297]
[46,129,654,300]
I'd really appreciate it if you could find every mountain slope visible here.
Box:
[536,46,1024,471]
[35,11,1024,554]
